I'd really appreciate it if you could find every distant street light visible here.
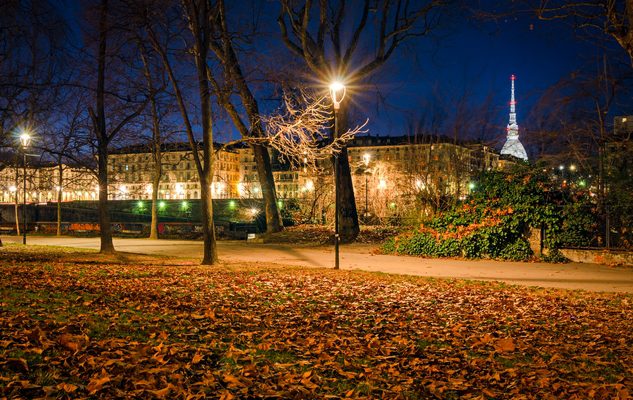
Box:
[19,130,31,245]
[329,80,346,270]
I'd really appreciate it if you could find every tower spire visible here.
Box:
[500,74,528,160]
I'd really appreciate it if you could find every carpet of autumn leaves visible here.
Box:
[1,245,632,399]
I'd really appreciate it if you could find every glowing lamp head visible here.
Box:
[329,80,346,110]
[19,131,31,147]
[329,81,344,92]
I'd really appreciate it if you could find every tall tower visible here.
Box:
[500,74,528,160]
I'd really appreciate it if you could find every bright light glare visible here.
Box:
[329,81,344,92]
[19,131,31,147]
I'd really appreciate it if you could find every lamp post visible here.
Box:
[19,131,31,245]
[363,153,370,220]
[329,80,346,270]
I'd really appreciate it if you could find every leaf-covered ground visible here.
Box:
[1,245,631,399]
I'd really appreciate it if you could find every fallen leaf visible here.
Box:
[57,382,78,393]
[87,375,111,394]
[494,338,516,353]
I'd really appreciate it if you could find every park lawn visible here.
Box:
[0,245,631,399]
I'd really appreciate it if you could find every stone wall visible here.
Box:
[560,248,633,267]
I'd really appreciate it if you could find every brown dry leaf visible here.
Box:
[56,382,78,393]
[147,385,172,398]
[191,352,203,364]
[494,338,516,353]
[87,375,111,394]
[222,374,245,388]
[58,333,88,353]
[219,390,236,400]
[19,380,40,389]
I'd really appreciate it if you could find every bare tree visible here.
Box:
[535,1,633,64]
[140,0,220,264]
[207,0,284,234]
[0,0,69,246]
[136,41,169,240]
[84,0,148,253]
[278,0,447,241]
[39,96,89,236]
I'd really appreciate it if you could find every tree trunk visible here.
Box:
[14,196,20,237]
[192,0,218,265]
[98,146,115,253]
[95,0,115,254]
[252,144,282,233]
[200,174,217,264]
[149,172,160,239]
[139,42,162,240]
[336,104,359,242]
[56,162,62,236]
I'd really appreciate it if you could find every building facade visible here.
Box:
[1,138,500,222]
[0,163,97,204]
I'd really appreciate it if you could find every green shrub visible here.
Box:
[498,238,533,261]
[381,164,590,262]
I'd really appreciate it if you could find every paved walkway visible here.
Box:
[2,235,633,293]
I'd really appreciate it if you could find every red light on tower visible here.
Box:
[511,74,516,80]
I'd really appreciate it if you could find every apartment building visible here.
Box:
[0,163,97,204]
[347,136,498,198]
[1,136,500,209]
[108,143,241,200]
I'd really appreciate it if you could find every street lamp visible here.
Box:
[363,153,370,220]
[330,80,346,270]
[19,131,31,245]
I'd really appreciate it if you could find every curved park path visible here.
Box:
[2,235,632,293]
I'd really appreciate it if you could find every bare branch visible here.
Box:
[263,89,368,168]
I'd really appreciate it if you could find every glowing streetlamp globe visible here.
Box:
[19,132,31,147]
[329,80,346,111]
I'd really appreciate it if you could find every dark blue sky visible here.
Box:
[57,1,623,154]
[362,11,605,148]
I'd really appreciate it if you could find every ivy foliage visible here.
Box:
[383,164,593,261]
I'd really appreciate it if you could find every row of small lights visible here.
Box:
[135,199,263,216]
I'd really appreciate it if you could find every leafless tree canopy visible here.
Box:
[264,89,368,167]
[535,1,633,64]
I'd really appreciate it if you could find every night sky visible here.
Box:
[56,1,622,155]
[362,11,606,148]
